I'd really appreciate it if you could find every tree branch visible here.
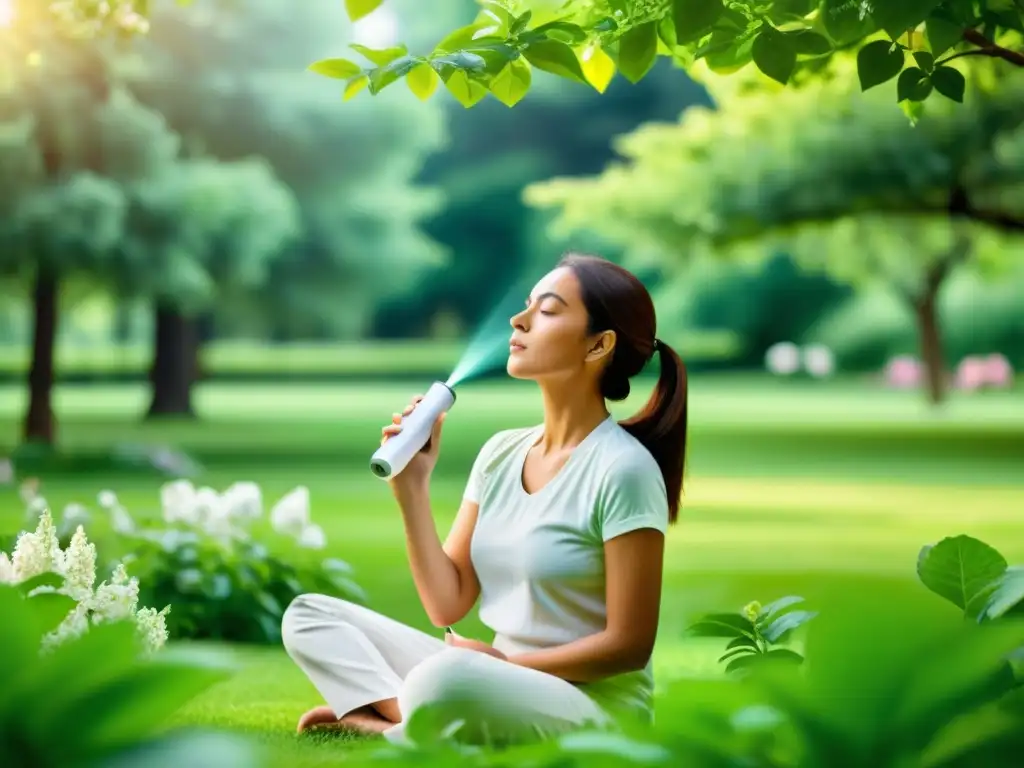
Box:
[959,29,1024,67]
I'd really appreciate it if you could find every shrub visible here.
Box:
[22,480,367,644]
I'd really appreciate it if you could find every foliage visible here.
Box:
[0,581,255,767]
[0,507,169,654]
[23,480,369,645]
[326,1,1024,111]
[686,595,816,672]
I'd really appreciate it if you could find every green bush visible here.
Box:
[21,482,368,645]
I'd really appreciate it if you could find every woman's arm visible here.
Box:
[394,485,482,628]
[505,528,665,682]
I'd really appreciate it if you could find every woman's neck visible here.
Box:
[535,384,609,453]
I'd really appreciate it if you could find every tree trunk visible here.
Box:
[24,266,59,444]
[147,305,198,418]
[914,291,946,406]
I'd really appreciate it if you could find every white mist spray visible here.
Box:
[368,275,534,480]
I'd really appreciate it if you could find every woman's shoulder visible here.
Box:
[473,424,538,466]
[595,424,665,487]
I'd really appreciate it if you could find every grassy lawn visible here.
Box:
[1,376,1022,765]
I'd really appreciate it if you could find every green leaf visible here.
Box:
[913,51,935,72]
[820,0,876,44]
[490,58,532,107]
[616,21,659,84]
[926,13,963,55]
[700,24,757,73]
[581,44,616,93]
[510,10,532,36]
[872,0,944,39]
[307,58,363,79]
[343,75,368,101]
[443,70,489,108]
[430,51,488,76]
[532,20,588,44]
[752,25,797,84]
[856,39,906,90]
[726,635,759,651]
[786,29,833,55]
[350,43,408,67]
[435,23,494,53]
[522,40,588,84]
[687,613,757,640]
[917,535,1008,618]
[407,63,439,100]
[26,592,77,639]
[981,567,1024,621]
[344,0,384,22]
[673,0,725,45]
[931,64,966,102]
[758,596,805,624]
[0,587,41,708]
[719,646,755,663]
[763,609,817,643]
[726,650,801,673]
[16,571,65,595]
[367,56,421,95]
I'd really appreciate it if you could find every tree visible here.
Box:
[112,158,300,417]
[125,0,449,342]
[319,1,1024,115]
[522,63,1024,404]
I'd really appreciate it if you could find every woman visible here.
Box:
[281,253,688,747]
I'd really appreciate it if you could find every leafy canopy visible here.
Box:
[319,1,1024,111]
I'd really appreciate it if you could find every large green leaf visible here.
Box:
[819,0,876,44]
[925,13,963,56]
[490,59,532,107]
[752,25,796,84]
[981,567,1024,621]
[673,0,725,45]
[871,0,945,39]
[758,596,805,624]
[306,58,363,80]
[16,571,66,596]
[26,592,78,639]
[344,0,384,23]
[97,730,258,768]
[931,65,966,103]
[0,587,43,714]
[857,39,906,91]
[763,609,817,643]
[616,21,659,84]
[521,40,588,84]
[918,536,1008,619]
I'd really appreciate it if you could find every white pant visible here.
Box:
[281,593,613,747]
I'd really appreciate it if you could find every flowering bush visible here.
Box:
[0,507,169,654]
[22,479,367,645]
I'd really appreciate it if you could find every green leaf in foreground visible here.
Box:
[857,39,906,91]
[344,0,385,23]
[616,21,658,84]
[981,567,1024,621]
[673,0,725,45]
[752,25,796,85]
[917,535,1008,619]
[687,613,756,639]
[522,40,589,84]
[932,65,966,103]
[490,59,532,107]
[307,58,363,79]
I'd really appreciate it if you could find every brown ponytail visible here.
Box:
[558,252,689,523]
[619,339,688,523]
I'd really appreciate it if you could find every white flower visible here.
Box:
[221,482,262,521]
[134,605,171,654]
[0,552,14,584]
[109,505,136,534]
[62,526,97,601]
[765,342,800,376]
[270,486,311,538]
[802,344,836,379]
[97,490,119,509]
[12,508,64,582]
[90,563,140,624]
[297,524,327,550]
[160,479,199,525]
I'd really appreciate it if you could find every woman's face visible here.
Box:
[506,267,614,383]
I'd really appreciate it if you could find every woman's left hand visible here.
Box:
[445,632,507,661]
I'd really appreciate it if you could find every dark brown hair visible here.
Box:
[559,252,689,523]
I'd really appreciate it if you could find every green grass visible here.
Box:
[0,376,1022,765]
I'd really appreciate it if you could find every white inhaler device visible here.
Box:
[369,381,456,480]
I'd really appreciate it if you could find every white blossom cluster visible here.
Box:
[22,478,328,551]
[0,508,169,654]
[47,0,150,37]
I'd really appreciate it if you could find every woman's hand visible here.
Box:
[380,394,447,495]
[445,631,507,661]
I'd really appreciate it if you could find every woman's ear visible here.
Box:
[585,330,616,363]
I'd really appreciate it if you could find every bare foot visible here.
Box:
[297,705,340,733]
[297,705,393,736]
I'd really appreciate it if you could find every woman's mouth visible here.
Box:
[510,341,526,353]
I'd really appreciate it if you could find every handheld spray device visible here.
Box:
[369,381,456,480]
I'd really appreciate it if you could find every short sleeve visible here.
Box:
[595,450,669,542]
[462,431,503,504]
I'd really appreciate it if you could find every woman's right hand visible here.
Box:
[380,393,447,494]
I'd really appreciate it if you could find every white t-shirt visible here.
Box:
[463,414,669,721]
